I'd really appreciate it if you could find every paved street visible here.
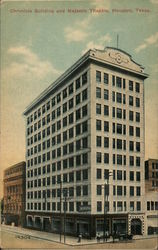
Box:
[1,225,157,249]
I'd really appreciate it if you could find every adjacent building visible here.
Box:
[144,159,158,235]
[3,161,26,226]
[145,159,158,192]
[24,47,148,237]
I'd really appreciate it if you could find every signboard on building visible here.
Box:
[79,205,91,212]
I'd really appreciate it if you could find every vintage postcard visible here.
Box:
[0,0,158,249]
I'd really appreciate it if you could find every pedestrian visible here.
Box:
[96,233,101,242]
[77,233,82,243]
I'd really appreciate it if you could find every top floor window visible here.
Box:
[116,77,122,88]
[135,82,140,93]
[69,83,73,95]
[96,71,101,83]
[63,88,67,99]
[76,78,80,90]
[57,93,61,103]
[104,73,109,84]
[82,72,87,85]
[129,81,133,91]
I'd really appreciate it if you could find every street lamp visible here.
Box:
[103,171,112,242]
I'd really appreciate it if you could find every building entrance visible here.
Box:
[131,219,142,235]
[43,217,51,232]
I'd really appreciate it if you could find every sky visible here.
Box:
[0,0,158,199]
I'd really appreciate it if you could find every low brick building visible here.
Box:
[3,161,26,226]
[145,159,158,192]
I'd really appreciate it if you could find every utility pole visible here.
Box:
[60,181,62,243]
[103,172,112,242]
[64,195,66,244]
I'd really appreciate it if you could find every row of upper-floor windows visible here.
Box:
[27,120,88,146]
[96,88,141,107]
[27,184,89,200]
[27,96,88,136]
[96,184,141,197]
[96,70,141,93]
[96,153,141,166]
[27,136,88,156]
[97,200,141,212]
[27,152,88,168]
[27,171,88,189]
[96,169,141,181]
[96,137,140,151]
[6,185,22,194]
[96,105,141,122]
[27,166,88,180]
[147,201,158,211]
[152,180,158,187]
[152,162,158,169]
[27,201,88,212]
[27,72,88,125]
[97,140,140,153]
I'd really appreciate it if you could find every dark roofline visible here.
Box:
[4,161,26,173]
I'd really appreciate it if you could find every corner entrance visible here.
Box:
[131,219,142,235]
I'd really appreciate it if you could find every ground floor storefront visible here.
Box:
[3,213,25,227]
[25,212,145,238]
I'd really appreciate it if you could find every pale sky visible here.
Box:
[0,0,158,199]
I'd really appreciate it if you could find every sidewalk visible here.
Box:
[1,224,157,246]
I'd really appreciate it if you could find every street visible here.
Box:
[1,225,157,249]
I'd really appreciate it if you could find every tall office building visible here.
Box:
[24,47,148,237]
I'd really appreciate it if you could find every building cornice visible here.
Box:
[23,47,148,116]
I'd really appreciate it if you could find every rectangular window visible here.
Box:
[97,185,102,195]
[96,136,102,147]
[63,103,67,113]
[104,137,109,148]
[112,91,115,102]
[116,93,122,103]
[129,80,133,91]
[136,112,140,122]
[117,108,122,119]
[97,201,102,212]
[96,87,101,98]
[69,83,73,95]
[104,73,109,84]
[129,126,134,136]
[135,82,140,93]
[104,105,109,116]
[136,97,140,107]
[104,121,109,132]
[76,78,80,90]
[96,71,101,82]
[116,77,122,88]
[129,110,134,121]
[96,120,101,131]
[82,72,87,85]
[129,96,133,106]
[82,88,88,101]
[76,93,81,105]
[104,89,109,100]
[96,152,102,163]
[97,169,102,179]
[117,186,122,196]
[112,75,115,86]
[137,201,141,211]
[130,186,134,196]
[104,153,109,164]
[96,104,101,115]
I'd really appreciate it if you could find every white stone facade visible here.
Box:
[24,47,148,236]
